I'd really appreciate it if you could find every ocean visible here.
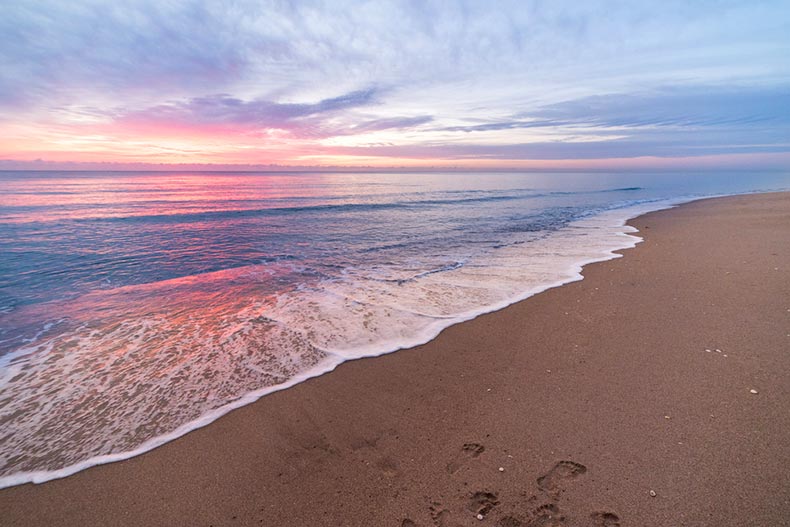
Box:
[0,170,787,487]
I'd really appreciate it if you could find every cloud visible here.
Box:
[439,120,572,133]
[0,2,254,109]
[103,88,433,139]
[423,85,790,159]
[1,1,789,166]
[525,86,790,129]
[347,115,434,134]
[4,1,788,111]
[442,86,790,132]
[322,135,790,161]
[117,89,378,130]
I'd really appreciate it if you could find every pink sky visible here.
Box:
[2,2,789,172]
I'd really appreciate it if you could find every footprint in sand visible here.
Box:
[527,504,567,527]
[498,517,524,527]
[376,456,400,478]
[588,511,620,527]
[429,503,453,527]
[467,491,500,516]
[537,461,587,496]
[401,520,417,527]
[447,443,485,474]
[498,503,566,527]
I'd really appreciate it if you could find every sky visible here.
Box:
[1,0,789,171]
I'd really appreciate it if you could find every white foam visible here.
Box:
[0,354,344,488]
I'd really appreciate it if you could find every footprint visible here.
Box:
[401,520,417,527]
[467,491,500,516]
[447,443,485,474]
[589,512,620,527]
[497,503,564,527]
[376,457,400,478]
[429,503,452,527]
[498,516,523,527]
[525,504,566,527]
[463,443,485,456]
[537,461,587,496]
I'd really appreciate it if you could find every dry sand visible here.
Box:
[2,192,789,526]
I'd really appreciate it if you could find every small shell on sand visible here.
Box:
[750,389,758,394]
[477,513,484,520]
[649,490,657,497]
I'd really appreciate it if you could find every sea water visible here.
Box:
[0,170,787,487]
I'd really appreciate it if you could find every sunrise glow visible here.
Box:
[1,2,788,171]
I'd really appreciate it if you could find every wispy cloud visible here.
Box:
[114,89,379,136]
[1,1,789,168]
[525,86,790,128]
[419,85,790,159]
[441,86,790,131]
[83,88,435,142]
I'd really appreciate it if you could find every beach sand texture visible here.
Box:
[1,192,789,526]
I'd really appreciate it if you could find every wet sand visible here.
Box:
[2,192,789,526]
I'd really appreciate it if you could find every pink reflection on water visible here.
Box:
[0,172,335,223]
[0,260,329,476]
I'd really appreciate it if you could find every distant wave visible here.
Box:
[57,195,517,224]
[610,186,643,191]
[8,187,646,225]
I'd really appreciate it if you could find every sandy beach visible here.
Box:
[2,191,789,526]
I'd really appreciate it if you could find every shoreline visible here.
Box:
[0,195,691,489]
[2,191,789,526]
